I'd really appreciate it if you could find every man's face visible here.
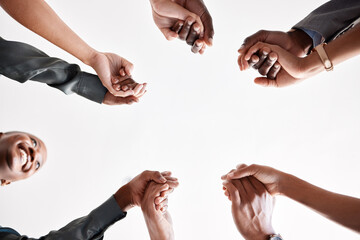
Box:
[0,132,47,185]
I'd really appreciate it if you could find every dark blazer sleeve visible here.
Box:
[0,37,107,104]
[0,196,126,240]
[293,0,360,43]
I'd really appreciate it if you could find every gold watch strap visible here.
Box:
[313,43,333,71]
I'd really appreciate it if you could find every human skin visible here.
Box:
[0,0,146,98]
[237,29,313,81]
[141,181,175,240]
[102,78,147,106]
[222,164,360,233]
[114,171,179,212]
[240,24,360,87]
[222,177,275,240]
[0,132,47,186]
[151,0,214,54]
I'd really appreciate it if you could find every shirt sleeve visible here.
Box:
[292,0,360,48]
[0,37,107,104]
[0,196,126,240]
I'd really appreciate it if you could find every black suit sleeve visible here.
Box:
[293,0,360,43]
[0,37,107,104]
[0,196,126,240]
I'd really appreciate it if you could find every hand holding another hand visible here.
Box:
[151,0,214,54]
[114,170,179,212]
[141,181,176,240]
[237,29,314,86]
[87,52,147,97]
[222,177,275,240]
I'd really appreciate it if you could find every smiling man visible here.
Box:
[0,131,47,186]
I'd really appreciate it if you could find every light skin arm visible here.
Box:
[0,0,146,97]
[222,164,360,233]
[241,24,360,87]
[141,181,175,240]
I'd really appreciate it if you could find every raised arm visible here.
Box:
[223,164,360,233]
[0,0,146,97]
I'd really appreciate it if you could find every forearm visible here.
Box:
[281,174,360,232]
[325,24,360,66]
[293,0,360,43]
[0,197,126,240]
[0,0,97,65]
[0,37,107,103]
[300,24,360,77]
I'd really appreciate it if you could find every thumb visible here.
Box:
[160,28,178,41]
[223,181,240,205]
[227,165,258,180]
[145,171,167,184]
[201,12,214,46]
[238,30,268,57]
[153,1,204,33]
[254,77,279,87]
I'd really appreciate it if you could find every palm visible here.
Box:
[90,52,136,97]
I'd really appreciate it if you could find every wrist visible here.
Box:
[287,29,313,56]
[279,173,301,197]
[114,184,134,212]
[244,232,275,240]
[82,48,101,66]
[300,51,324,77]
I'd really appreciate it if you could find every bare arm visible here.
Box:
[223,164,360,233]
[0,0,95,64]
[282,174,360,232]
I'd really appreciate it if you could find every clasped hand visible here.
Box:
[150,0,214,54]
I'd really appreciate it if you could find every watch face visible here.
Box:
[325,59,332,68]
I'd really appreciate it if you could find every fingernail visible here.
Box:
[194,26,200,32]
[209,38,213,45]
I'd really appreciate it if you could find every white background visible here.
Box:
[0,0,359,239]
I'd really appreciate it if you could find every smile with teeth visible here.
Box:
[19,148,29,166]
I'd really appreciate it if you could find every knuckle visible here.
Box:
[257,29,267,37]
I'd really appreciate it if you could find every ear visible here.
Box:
[1,179,11,186]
